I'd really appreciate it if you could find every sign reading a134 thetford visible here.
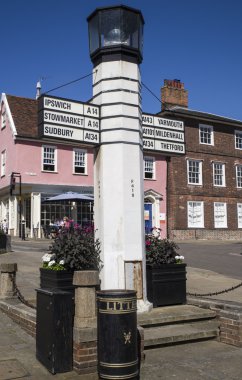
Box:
[38,95,100,145]
[142,113,185,155]
[38,95,185,154]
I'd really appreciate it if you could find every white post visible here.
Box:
[88,5,151,311]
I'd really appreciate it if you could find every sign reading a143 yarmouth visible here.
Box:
[38,95,100,145]
[142,113,185,155]
[38,95,185,154]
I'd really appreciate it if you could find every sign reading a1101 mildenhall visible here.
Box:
[142,113,185,154]
[38,95,100,145]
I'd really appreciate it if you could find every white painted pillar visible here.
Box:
[31,192,41,238]
[93,61,149,310]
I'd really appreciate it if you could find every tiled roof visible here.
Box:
[6,95,38,138]
[160,106,242,126]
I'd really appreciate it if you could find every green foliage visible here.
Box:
[146,229,180,265]
[47,226,102,272]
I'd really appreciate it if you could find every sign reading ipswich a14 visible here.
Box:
[38,95,100,145]
[142,113,185,155]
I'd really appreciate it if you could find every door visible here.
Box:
[144,203,152,234]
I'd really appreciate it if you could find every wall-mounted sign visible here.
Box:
[142,113,185,155]
[38,95,100,145]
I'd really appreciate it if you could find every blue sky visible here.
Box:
[1,0,242,119]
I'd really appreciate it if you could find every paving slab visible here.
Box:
[0,359,28,380]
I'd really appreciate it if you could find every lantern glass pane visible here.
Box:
[89,13,99,54]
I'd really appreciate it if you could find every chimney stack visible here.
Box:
[161,79,188,111]
[36,80,41,100]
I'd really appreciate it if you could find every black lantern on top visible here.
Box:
[87,5,144,66]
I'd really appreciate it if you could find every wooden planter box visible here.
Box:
[146,263,187,307]
[0,234,11,254]
[39,268,74,293]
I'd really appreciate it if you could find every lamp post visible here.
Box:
[88,6,150,311]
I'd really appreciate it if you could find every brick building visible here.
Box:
[160,79,242,240]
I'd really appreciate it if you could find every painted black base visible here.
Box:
[146,263,187,307]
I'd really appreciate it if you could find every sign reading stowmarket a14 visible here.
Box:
[142,113,185,154]
[38,95,100,145]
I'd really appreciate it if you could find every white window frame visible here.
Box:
[199,124,214,145]
[1,109,6,130]
[237,203,242,228]
[236,165,242,188]
[73,149,87,175]
[1,150,6,177]
[42,145,57,172]
[144,156,155,179]
[187,201,204,228]
[214,202,227,228]
[213,162,225,187]
[187,159,202,185]
[235,130,242,150]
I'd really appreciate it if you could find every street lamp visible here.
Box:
[87,5,144,65]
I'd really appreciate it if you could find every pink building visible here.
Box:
[0,93,167,238]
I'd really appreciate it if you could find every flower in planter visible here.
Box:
[42,225,102,272]
[146,228,184,265]
[42,253,66,270]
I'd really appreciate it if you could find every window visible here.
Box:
[236,165,242,188]
[42,146,56,172]
[235,130,242,150]
[74,149,87,174]
[237,204,242,228]
[214,202,227,228]
[187,201,204,228]
[187,159,202,185]
[213,162,225,187]
[144,156,155,179]
[199,124,214,145]
[1,109,6,130]
[1,150,6,176]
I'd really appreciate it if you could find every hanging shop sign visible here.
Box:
[142,113,185,155]
[38,95,100,145]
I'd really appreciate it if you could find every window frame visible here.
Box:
[1,109,6,130]
[235,130,242,150]
[199,124,214,145]
[237,203,242,228]
[73,148,87,175]
[213,162,225,187]
[187,201,204,228]
[42,145,57,172]
[187,159,203,185]
[144,156,155,180]
[1,150,6,177]
[236,165,242,188]
[214,202,227,228]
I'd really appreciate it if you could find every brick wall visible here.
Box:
[166,114,242,239]
[188,297,242,347]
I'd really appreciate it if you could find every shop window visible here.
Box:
[144,156,155,179]
[42,145,56,172]
[214,202,227,228]
[73,149,87,174]
[237,203,242,228]
[187,201,204,228]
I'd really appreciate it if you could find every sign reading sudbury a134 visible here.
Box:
[38,95,100,145]
[142,114,185,154]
